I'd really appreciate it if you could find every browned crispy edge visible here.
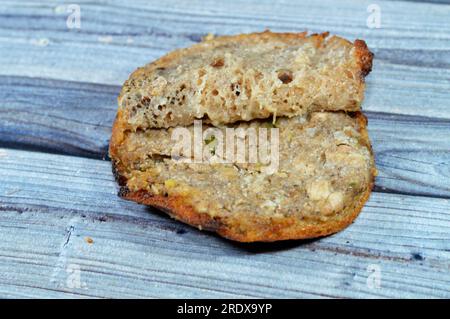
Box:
[110,111,376,242]
[354,39,374,78]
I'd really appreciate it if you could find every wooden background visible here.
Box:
[0,0,449,298]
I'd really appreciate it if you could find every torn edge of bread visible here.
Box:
[117,31,373,130]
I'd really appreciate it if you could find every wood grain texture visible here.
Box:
[369,112,450,198]
[0,148,449,298]
[0,0,449,298]
[0,0,449,118]
[0,76,118,158]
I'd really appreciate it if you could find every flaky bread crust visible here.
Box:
[117,31,373,129]
[111,112,375,242]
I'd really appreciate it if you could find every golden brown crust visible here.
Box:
[354,39,374,78]
[123,30,372,86]
[139,30,312,73]
[112,112,375,242]
[120,179,373,242]
[109,108,128,178]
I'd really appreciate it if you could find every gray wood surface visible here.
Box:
[1,0,450,118]
[1,148,449,298]
[0,0,449,298]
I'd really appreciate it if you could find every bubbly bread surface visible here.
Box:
[111,112,376,242]
[118,31,373,129]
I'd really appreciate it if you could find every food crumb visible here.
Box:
[84,236,94,244]
[98,35,113,44]
[202,33,215,41]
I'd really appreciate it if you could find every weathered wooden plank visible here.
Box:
[0,76,118,158]
[1,76,449,197]
[369,112,450,198]
[0,0,448,300]
[0,0,449,118]
[0,148,449,298]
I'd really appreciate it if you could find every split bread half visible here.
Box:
[117,31,373,129]
[110,31,375,242]
[110,112,376,242]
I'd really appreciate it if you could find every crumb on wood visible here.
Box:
[98,35,113,44]
[31,38,50,47]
